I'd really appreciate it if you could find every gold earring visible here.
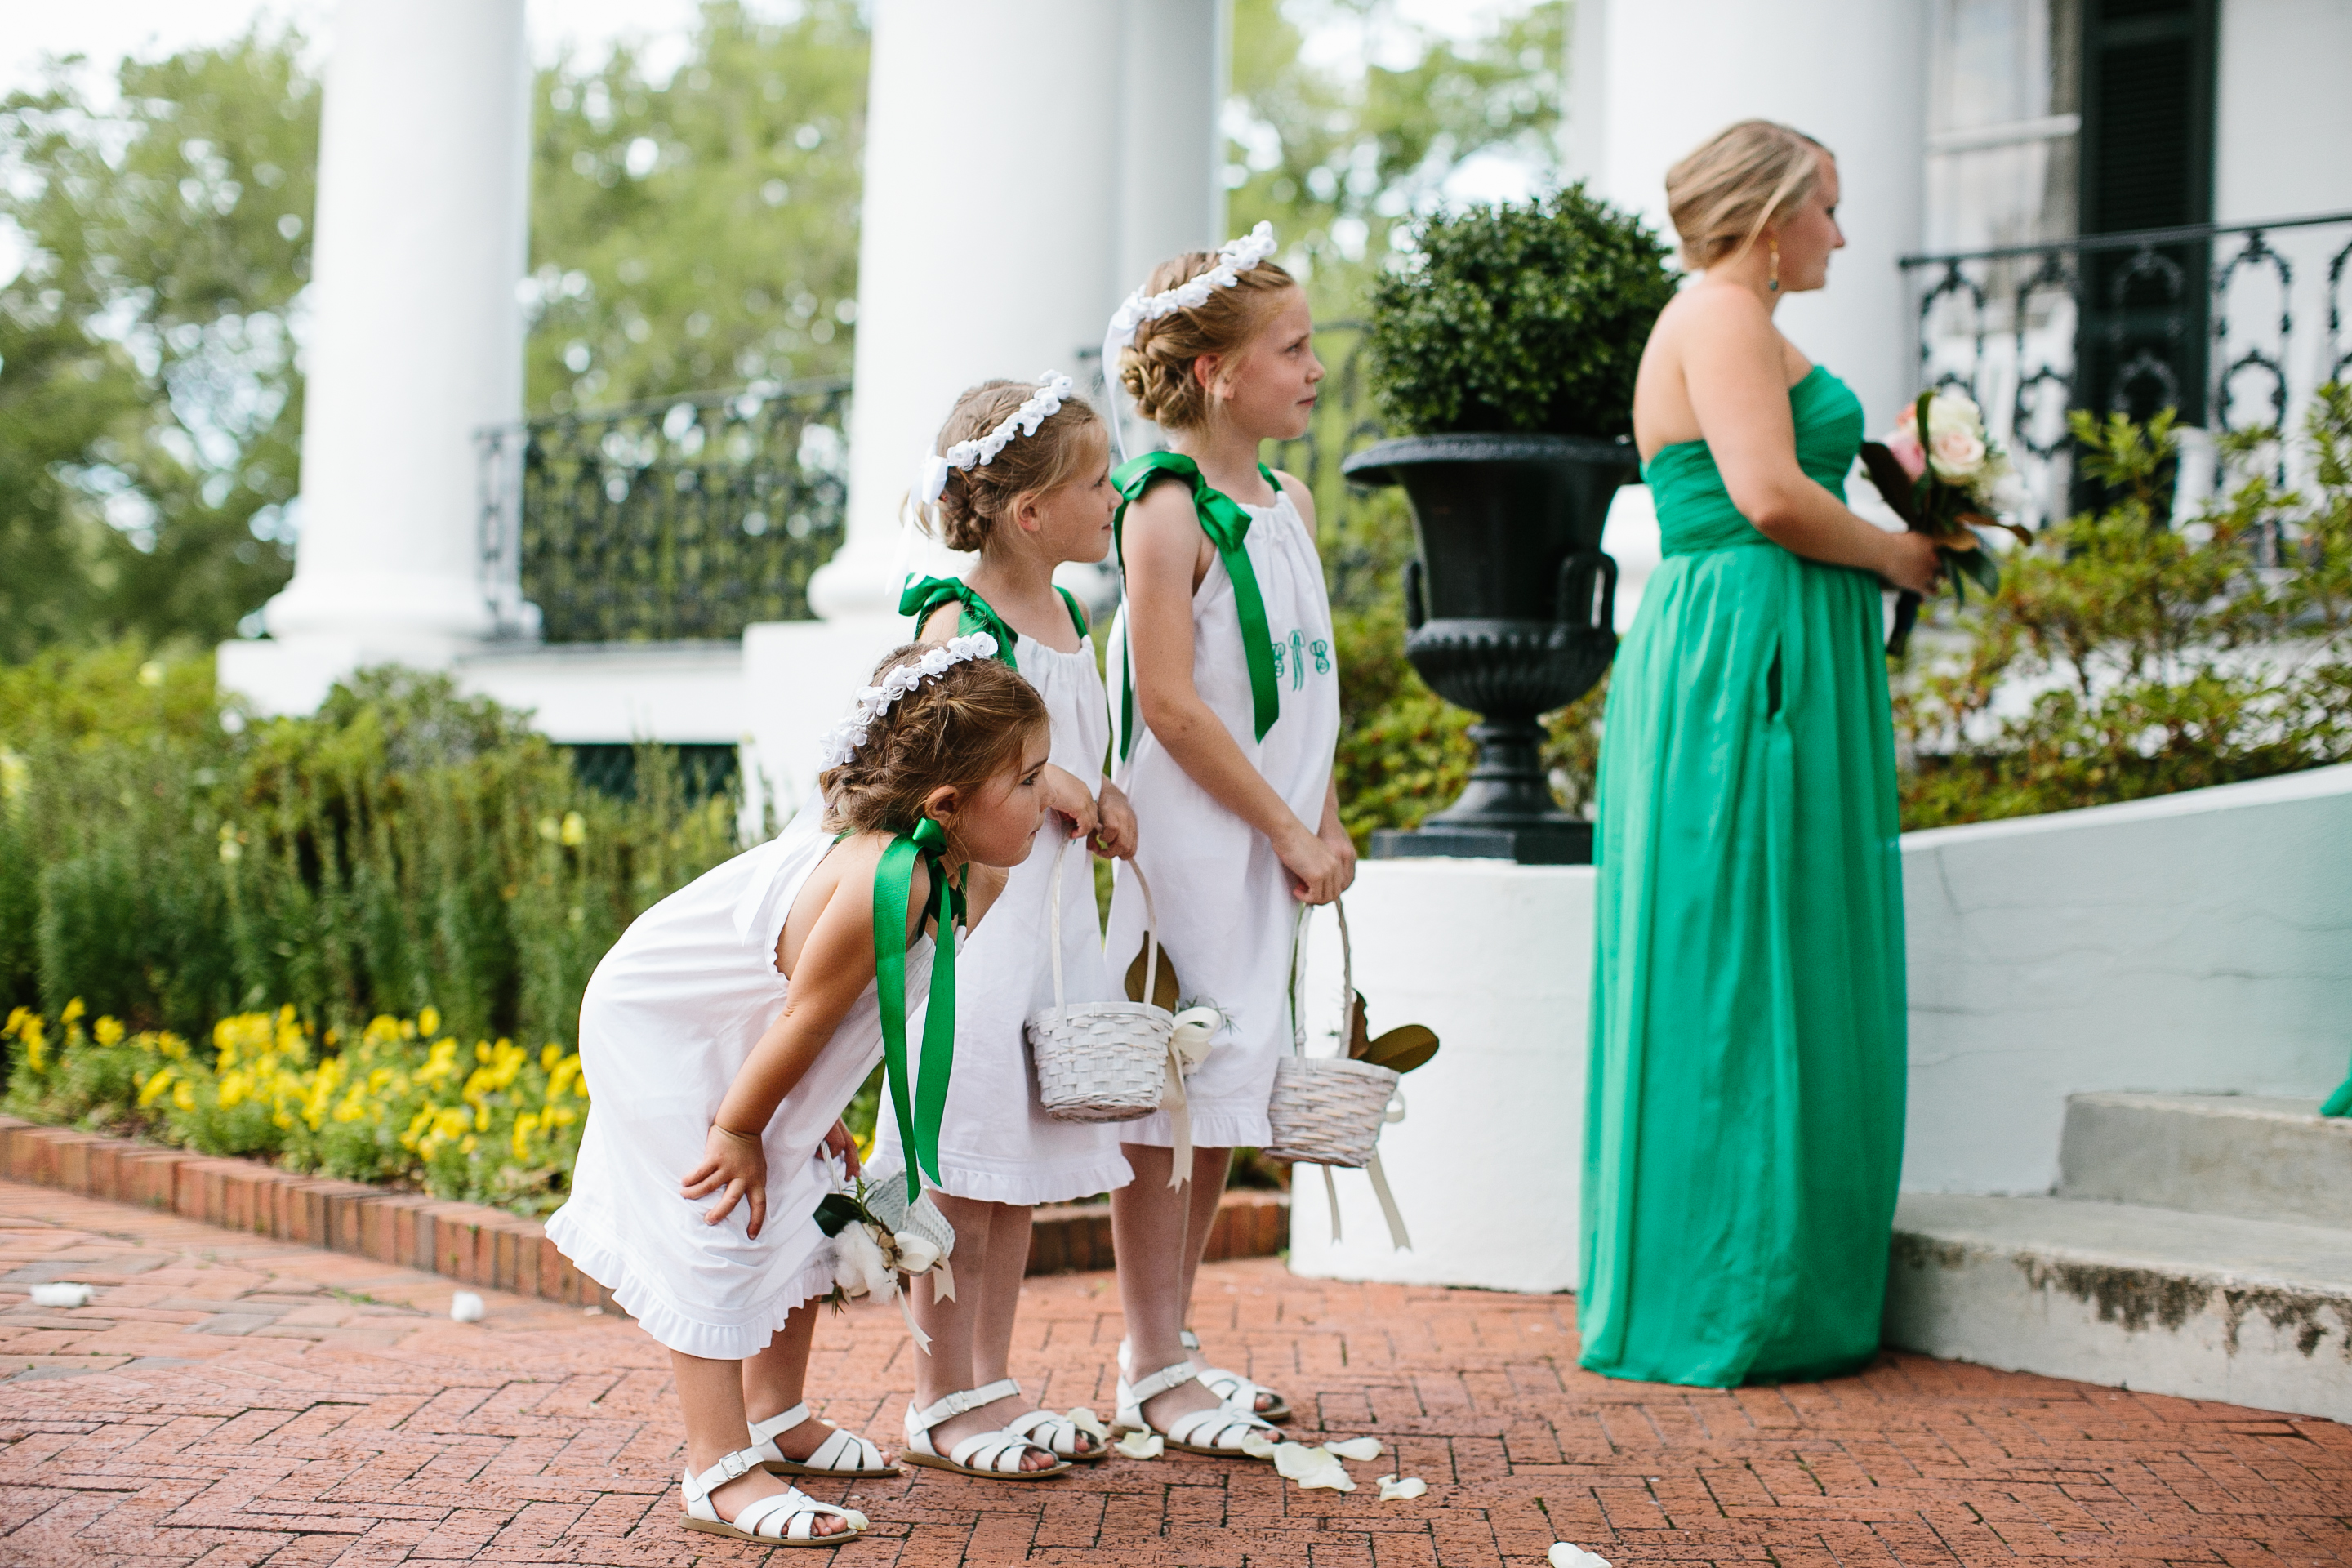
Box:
[1767,239,1780,292]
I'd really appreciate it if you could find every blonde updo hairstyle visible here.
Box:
[820,643,1049,849]
[1664,119,1829,270]
[918,381,1106,552]
[1119,251,1300,432]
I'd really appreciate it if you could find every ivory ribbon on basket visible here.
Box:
[1162,1005,1221,1187]
[1319,1089,1411,1250]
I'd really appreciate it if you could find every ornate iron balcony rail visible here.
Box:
[478,379,851,643]
[1902,211,2352,523]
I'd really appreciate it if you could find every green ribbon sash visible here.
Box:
[871,817,966,1204]
[1110,453,1281,759]
[898,575,1090,669]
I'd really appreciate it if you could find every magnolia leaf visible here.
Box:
[1856,441,1924,528]
[1124,939,1182,1011]
[1347,992,1372,1059]
[812,1192,862,1238]
[1364,1024,1440,1074]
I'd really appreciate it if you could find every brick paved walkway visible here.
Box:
[0,1179,2345,1566]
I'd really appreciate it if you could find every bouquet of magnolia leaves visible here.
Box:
[1860,390,2033,656]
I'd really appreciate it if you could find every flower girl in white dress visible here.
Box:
[1099,228,1350,1453]
[547,643,1049,1545]
[875,376,1140,1477]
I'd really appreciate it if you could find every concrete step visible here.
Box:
[1884,1192,2352,1421]
[2060,1091,2352,1227]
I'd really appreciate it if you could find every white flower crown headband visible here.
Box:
[1100,221,1279,459]
[816,633,1000,770]
[915,372,1076,506]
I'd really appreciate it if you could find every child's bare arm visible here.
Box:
[681,851,930,1236]
[1125,480,1347,902]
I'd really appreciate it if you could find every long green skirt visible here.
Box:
[1579,540,1907,1387]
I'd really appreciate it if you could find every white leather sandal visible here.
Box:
[750,1402,900,1478]
[679,1446,866,1546]
[1113,1355,1281,1457]
[1181,1328,1294,1423]
[901,1379,1071,1480]
[1004,1404,1107,1463]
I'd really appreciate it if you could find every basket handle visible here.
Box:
[1048,832,1162,1018]
[1286,893,1353,1058]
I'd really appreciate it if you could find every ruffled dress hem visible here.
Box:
[1116,1107,1272,1152]
[927,1150,1134,1207]
[546,1208,835,1361]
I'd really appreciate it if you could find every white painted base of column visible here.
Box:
[741,615,912,818]
[1285,858,1595,1295]
[217,631,486,717]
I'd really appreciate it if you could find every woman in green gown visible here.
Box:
[1580,122,1955,1387]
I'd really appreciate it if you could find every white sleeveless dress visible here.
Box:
[546,809,930,1360]
[872,630,1133,1205]
[1104,485,1342,1150]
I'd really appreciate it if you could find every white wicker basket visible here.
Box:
[1261,898,1402,1169]
[1024,836,1173,1123]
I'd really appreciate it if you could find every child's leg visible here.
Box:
[1166,1150,1281,1415]
[967,1204,1098,1454]
[671,1347,854,1538]
[1111,1143,1242,1430]
[908,1192,1056,1469]
[738,1303,849,1460]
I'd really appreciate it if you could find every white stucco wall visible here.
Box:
[1900,764,2352,1196]
[1293,765,2352,1291]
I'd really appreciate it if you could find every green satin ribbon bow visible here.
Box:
[872,816,967,1204]
[1110,452,1281,760]
[898,574,1089,670]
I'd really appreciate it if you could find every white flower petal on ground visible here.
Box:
[1114,1429,1165,1460]
[1325,1437,1383,1461]
[1241,1432,1280,1459]
[449,1291,485,1323]
[1065,1406,1108,1440]
[1273,1441,1356,1490]
[1549,1544,1614,1568]
[1377,1474,1428,1501]
[29,1283,92,1308]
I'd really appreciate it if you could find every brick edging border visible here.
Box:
[0,1116,1286,1309]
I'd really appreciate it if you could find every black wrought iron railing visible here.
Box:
[1902,211,2352,520]
[478,379,852,643]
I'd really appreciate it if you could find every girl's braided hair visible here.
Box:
[1117,252,1298,432]
[915,380,1107,552]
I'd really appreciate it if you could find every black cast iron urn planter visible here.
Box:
[1341,432,1637,865]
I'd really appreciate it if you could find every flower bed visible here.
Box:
[4,1002,584,1214]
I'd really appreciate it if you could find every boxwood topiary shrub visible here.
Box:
[1365,185,1678,439]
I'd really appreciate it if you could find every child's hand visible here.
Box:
[1277,822,1350,905]
[1038,763,1100,840]
[823,1116,862,1179]
[1318,814,1358,896]
[1092,780,1138,860]
[682,1124,768,1236]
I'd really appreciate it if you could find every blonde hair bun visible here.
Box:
[1664,120,1829,270]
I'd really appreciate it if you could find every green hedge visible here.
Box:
[0,650,742,1045]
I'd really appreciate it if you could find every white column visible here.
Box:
[807,0,1128,620]
[1564,0,1927,429]
[223,0,529,710]
[1115,0,1229,298]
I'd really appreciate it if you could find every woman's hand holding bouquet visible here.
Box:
[1860,390,2033,655]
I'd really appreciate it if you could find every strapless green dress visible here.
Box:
[1579,366,1906,1388]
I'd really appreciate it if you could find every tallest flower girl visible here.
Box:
[1100,225,1350,1454]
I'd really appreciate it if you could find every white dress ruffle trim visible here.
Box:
[546,1205,836,1361]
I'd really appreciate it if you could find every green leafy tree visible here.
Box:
[526,0,867,412]
[0,27,318,656]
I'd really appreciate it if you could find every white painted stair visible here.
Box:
[1884,1093,2352,1419]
